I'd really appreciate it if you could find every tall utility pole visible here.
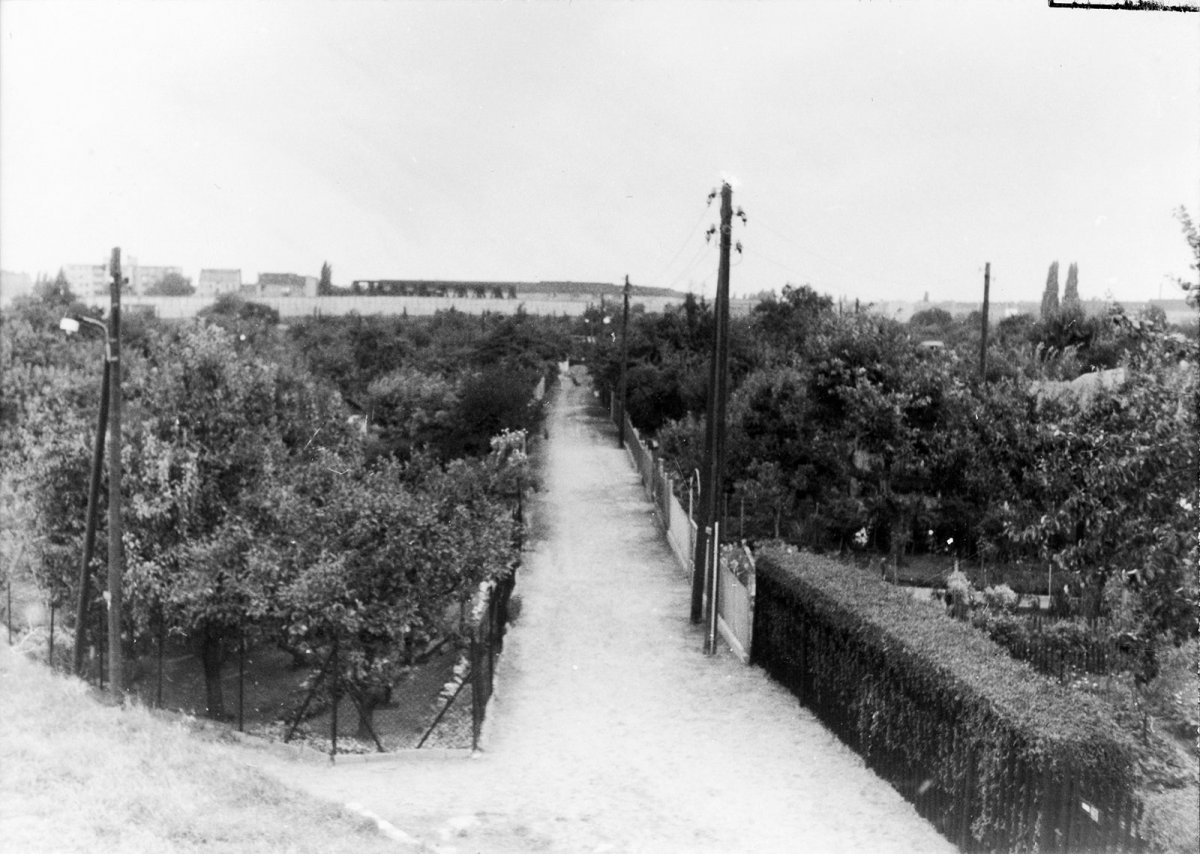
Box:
[691,183,734,628]
[72,351,111,676]
[979,262,991,383]
[618,274,631,448]
[107,247,124,695]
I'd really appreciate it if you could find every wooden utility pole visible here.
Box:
[979,262,991,383]
[107,247,124,695]
[72,356,110,676]
[618,275,631,448]
[691,183,734,627]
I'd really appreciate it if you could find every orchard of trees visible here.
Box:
[590,214,1198,688]
[1,285,569,731]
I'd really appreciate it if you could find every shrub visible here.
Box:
[752,546,1141,852]
[981,584,1019,613]
[971,611,1131,680]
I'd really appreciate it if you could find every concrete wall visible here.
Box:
[78,294,700,319]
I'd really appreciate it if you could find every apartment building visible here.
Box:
[63,257,180,296]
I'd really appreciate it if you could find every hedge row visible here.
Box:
[971,611,1134,681]
[751,546,1142,853]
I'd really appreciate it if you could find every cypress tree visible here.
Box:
[1062,262,1080,310]
[1041,261,1060,319]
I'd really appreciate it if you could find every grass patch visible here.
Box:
[0,639,404,853]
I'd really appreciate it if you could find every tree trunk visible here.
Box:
[198,624,227,720]
[353,686,388,743]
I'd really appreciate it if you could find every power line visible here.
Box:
[751,215,968,294]
[648,201,717,286]
[666,241,715,292]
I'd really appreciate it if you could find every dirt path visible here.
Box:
[245,368,956,853]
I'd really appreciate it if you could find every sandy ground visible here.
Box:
[244,368,957,854]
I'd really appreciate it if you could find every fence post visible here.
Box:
[5,579,11,644]
[157,616,165,708]
[330,636,339,760]
[471,627,483,751]
[705,522,721,656]
[238,633,245,733]
[48,600,56,667]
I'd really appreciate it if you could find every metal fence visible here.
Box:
[469,569,517,751]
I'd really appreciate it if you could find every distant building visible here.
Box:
[133,265,183,294]
[63,257,180,296]
[62,263,110,297]
[197,268,242,299]
[251,272,317,297]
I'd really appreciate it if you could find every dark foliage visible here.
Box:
[752,547,1142,852]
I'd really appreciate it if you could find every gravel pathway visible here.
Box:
[246,368,957,854]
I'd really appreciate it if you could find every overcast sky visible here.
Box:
[1,0,1197,304]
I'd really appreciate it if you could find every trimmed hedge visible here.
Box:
[752,546,1142,853]
[971,611,1133,681]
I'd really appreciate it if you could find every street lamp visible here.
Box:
[61,313,112,678]
[59,315,111,355]
[61,244,124,695]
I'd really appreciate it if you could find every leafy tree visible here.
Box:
[319,262,333,296]
[752,284,834,353]
[908,307,954,335]
[114,324,350,714]
[1004,325,1198,681]
[996,313,1036,346]
[199,292,279,324]
[735,459,792,539]
[144,272,195,296]
[447,366,544,457]
[623,361,691,433]
[197,293,281,351]
[270,437,523,738]
[1040,261,1060,320]
[1137,304,1168,330]
[1172,205,1199,308]
[33,269,76,306]
[1062,262,1080,310]
[364,367,457,460]
[2,283,105,599]
[472,311,570,374]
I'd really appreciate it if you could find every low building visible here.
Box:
[197,268,242,299]
[133,265,183,295]
[253,272,318,297]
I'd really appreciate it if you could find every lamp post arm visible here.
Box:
[70,316,115,362]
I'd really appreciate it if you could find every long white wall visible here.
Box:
[78,294,708,319]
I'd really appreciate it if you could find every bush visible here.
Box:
[981,584,1019,613]
[971,611,1131,679]
[752,546,1141,852]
